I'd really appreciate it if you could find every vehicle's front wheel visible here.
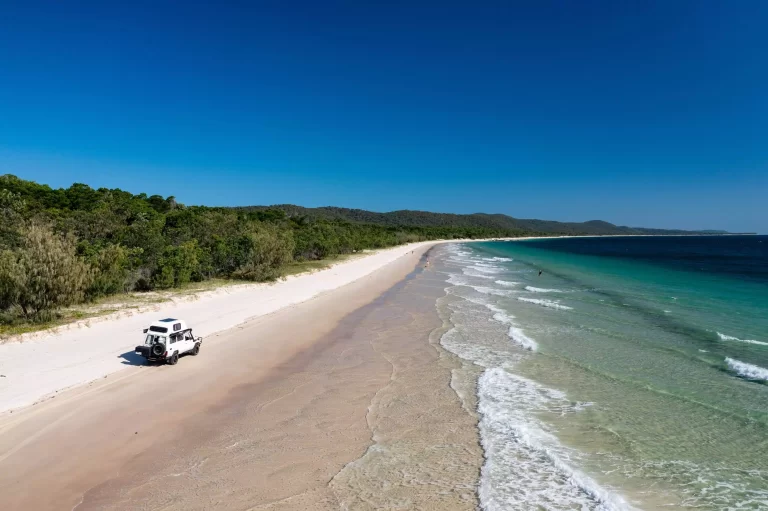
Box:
[167,352,179,365]
[192,344,200,356]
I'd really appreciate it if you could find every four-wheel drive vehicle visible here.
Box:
[135,318,202,365]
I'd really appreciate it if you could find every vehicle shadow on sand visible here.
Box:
[118,351,147,366]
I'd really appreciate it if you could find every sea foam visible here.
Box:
[442,262,630,509]
[725,358,768,381]
[477,368,632,511]
[474,286,515,297]
[518,297,573,311]
[484,304,515,325]
[494,280,518,287]
[480,298,536,350]
[446,274,473,287]
[508,326,538,351]
[717,332,768,346]
[470,264,505,274]
[525,286,565,293]
[462,267,496,279]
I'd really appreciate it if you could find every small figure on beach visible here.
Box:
[538,270,542,276]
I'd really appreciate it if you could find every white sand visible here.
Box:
[0,241,448,414]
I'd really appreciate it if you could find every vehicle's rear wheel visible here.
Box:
[168,352,178,365]
[192,343,200,356]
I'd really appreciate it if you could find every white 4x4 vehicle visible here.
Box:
[135,318,202,365]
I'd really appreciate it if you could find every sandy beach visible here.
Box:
[0,241,483,510]
[0,241,442,414]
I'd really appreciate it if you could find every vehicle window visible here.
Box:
[149,326,168,333]
[185,331,193,340]
[145,335,167,345]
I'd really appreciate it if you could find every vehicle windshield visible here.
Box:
[145,334,167,346]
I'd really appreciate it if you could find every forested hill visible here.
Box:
[236,205,731,236]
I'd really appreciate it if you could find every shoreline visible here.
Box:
[0,233,694,416]
[0,237,522,416]
[436,236,768,509]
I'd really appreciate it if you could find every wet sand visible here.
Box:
[0,246,481,510]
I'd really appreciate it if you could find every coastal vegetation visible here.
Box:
[0,175,517,325]
[0,174,733,328]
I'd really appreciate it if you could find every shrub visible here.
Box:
[0,224,92,319]
[232,226,295,281]
[86,244,143,298]
[152,241,201,289]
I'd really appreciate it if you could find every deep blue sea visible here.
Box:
[435,235,768,510]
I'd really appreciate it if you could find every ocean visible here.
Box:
[434,235,768,510]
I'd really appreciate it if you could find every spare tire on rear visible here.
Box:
[151,343,165,357]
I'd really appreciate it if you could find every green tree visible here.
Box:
[85,244,143,298]
[0,189,26,248]
[152,241,201,289]
[0,225,92,319]
[232,226,295,281]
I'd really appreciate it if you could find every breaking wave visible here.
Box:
[517,297,573,311]
[484,304,515,325]
[462,267,496,279]
[477,368,632,511]
[470,264,505,274]
[473,286,515,297]
[725,358,768,381]
[439,244,634,510]
[525,286,565,293]
[446,274,473,287]
[717,332,768,347]
[507,326,538,351]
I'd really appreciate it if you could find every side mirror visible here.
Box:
[143,329,148,333]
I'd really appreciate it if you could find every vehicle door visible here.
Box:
[168,333,180,355]
[183,330,195,352]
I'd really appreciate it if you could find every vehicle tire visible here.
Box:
[168,352,178,365]
[151,343,165,358]
[192,343,200,356]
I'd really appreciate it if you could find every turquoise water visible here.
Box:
[435,236,768,510]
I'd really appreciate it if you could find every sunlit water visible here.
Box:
[435,236,768,510]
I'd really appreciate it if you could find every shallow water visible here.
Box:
[435,236,768,510]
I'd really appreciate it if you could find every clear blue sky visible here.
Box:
[0,1,765,232]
